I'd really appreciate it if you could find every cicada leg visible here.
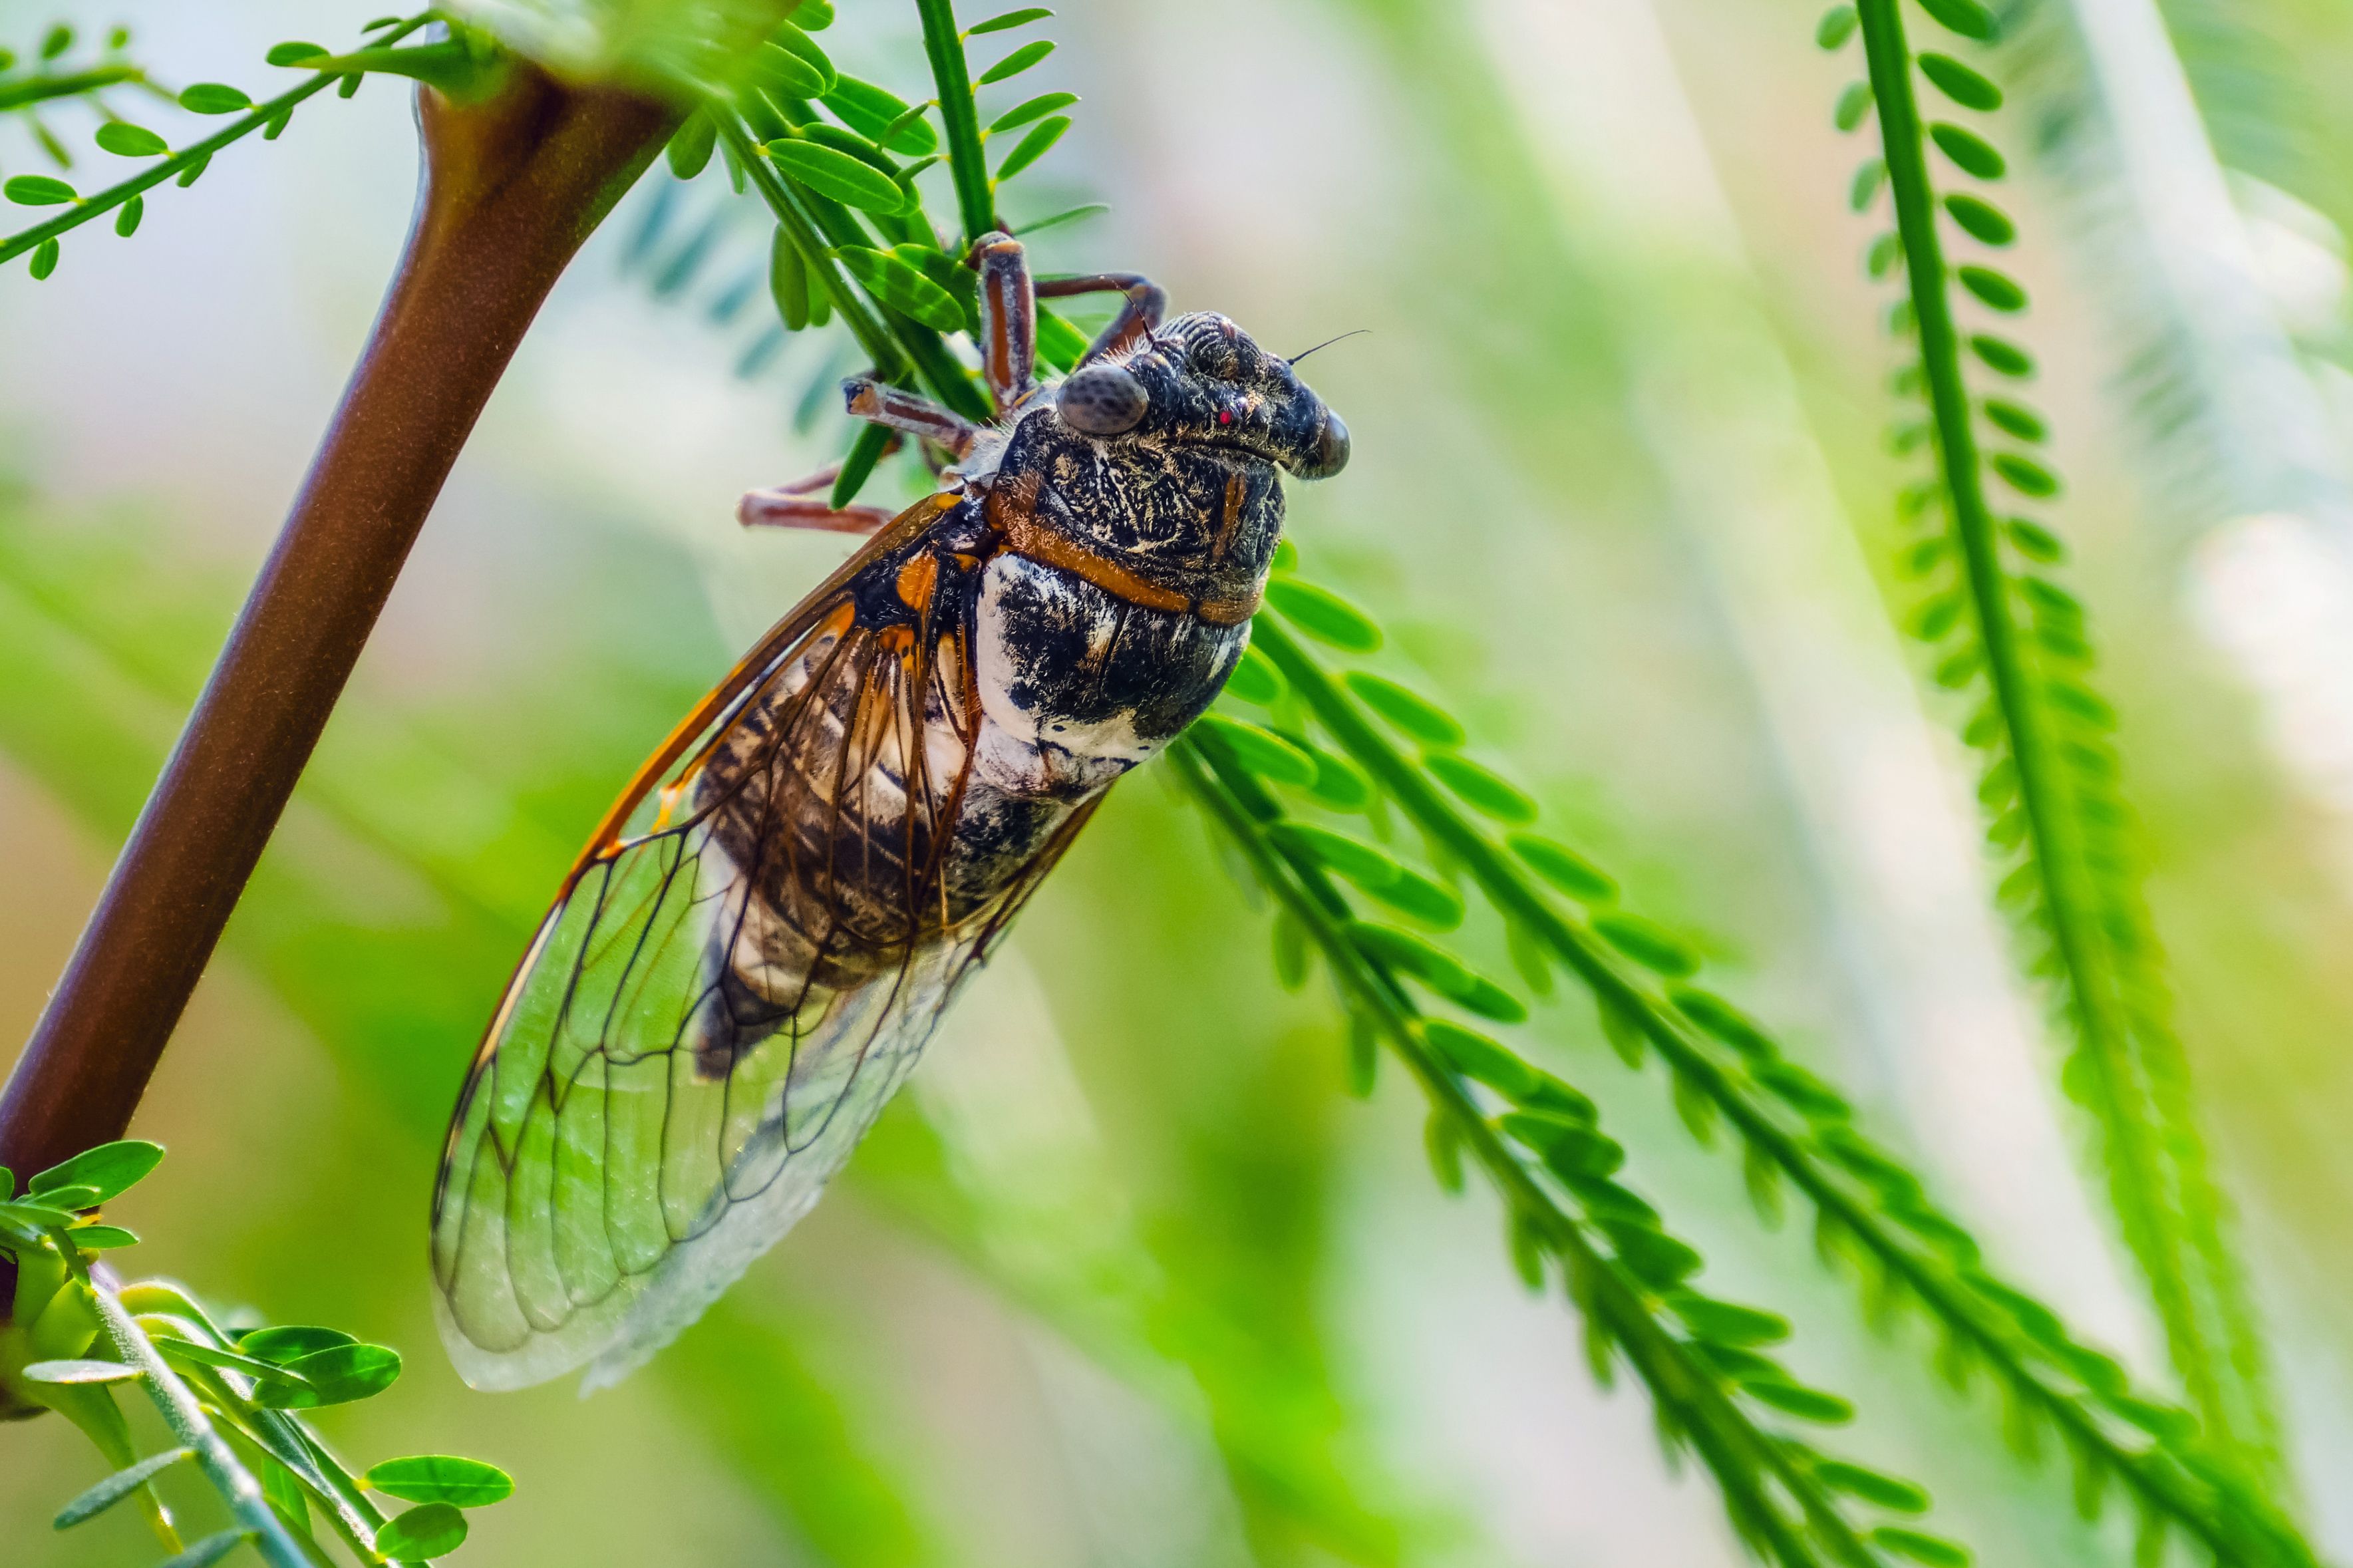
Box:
[1034,267,1167,365]
[737,493,899,534]
[840,377,985,458]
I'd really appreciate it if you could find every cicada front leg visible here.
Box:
[1035,266,1167,366]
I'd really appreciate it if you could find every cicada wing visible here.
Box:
[430,494,1023,1390]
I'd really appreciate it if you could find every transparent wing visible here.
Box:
[430,497,1085,1390]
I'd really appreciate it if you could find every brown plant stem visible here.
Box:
[0,67,676,1187]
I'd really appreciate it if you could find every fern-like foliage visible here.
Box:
[1,13,449,279]
[1819,0,2282,1484]
[1176,738,1966,1568]
[1,1143,514,1565]
[1197,569,2314,1568]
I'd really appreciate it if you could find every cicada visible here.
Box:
[430,232,1350,1389]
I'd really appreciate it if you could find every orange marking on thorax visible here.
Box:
[984,469,1260,626]
[1209,471,1246,565]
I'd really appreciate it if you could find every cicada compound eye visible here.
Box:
[1058,363,1149,436]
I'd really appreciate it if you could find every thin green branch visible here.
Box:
[87,1273,312,1568]
[1175,737,1922,1568]
[0,63,144,113]
[1848,0,2276,1476]
[1244,610,2312,1566]
[0,15,432,265]
[912,0,997,243]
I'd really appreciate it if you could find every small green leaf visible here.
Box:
[1015,201,1109,238]
[1506,832,1616,902]
[1945,193,2015,245]
[1918,53,2001,110]
[824,78,938,155]
[1299,740,1374,812]
[1424,1019,1538,1098]
[155,1530,253,1568]
[364,1455,516,1508]
[1976,332,2032,377]
[152,1336,311,1387]
[1599,1220,1702,1289]
[31,1141,164,1203]
[25,237,55,277]
[667,111,716,180]
[1271,907,1312,989]
[1982,398,2045,442]
[5,175,78,206]
[1668,986,1778,1062]
[55,1446,196,1529]
[178,82,253,114]
[2006,518,2066,561]
[1849,159,1885,212]
[1426,1109,1466,1193]
[1261,580,1382,651]
[790,0,837,26]
[1815,1460,1931,1511]
[1873,1527,1972,1567]
[832,244,964,328]
[1347,923,1526,1022]
[1270,820,1405,889]
[1929,122,2004,178]
[1915,0,1997,40]
[831,422,891,508]
[1035,307,1090,371]
[969,6,1054,34]
[1195,714,1318,788]
[976,39,1056,86]
[0,1166,11,1200]
[995,116,1070,182]
[1756,1060,1849,1120]
[1957,264,2026,312]
[1816,5,1859,47]
[1344,671,1464,748]
[236,1325,353,1364]
[770,140,907,214]
[1740,1377,1854,1423]
[266,41,329,66]
[42,24,74,59]
[771,23,838,94]
[989,91,1078,135]
[752,39,828,98]
[1866,232,1903,279]
[257,1342,400,1407]
[1592,912,1698,977]
[1424,753,1537,824]
[31,1183,101,1209]
[1667,1294,1789,1346]
[1834,81,1872,132]
[23,1358,141,1384]
[1222,645,1283,705]
[94,122,168,157]
[1991,452,2060,498]
[69,1225,140,1250]
[375,1502,469,1558]
[0,1199,81,1227]
[1501,1113,1625,1180]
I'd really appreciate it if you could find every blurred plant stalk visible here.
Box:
[0,65,675,1198]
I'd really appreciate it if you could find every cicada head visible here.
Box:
[1053,311,1349,481]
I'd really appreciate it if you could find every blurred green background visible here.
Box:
[8,0,2353,1563]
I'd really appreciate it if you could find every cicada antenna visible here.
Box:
[1284,329,1368,365]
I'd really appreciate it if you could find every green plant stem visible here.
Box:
[1245,612,2292,1563]
[88,1276,311,1568]
[1850,0,2265,1472]
[912,0,996,242]
[715,104,907,376]
[1173,738,1881,1568]
[0,63,145,113]
[0,16,431,265]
